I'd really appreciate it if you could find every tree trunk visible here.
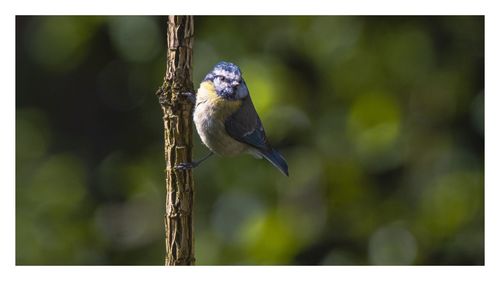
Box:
[156,15,195,266]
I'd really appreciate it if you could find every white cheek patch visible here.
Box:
[214,80,229,90]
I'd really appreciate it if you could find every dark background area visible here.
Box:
[16,16,484,265]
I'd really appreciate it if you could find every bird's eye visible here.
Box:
[219,76,225,81]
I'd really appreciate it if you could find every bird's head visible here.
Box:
[203,61,248,100]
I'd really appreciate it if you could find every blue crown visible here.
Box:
[213,61,241,74]
[204,61,242,81]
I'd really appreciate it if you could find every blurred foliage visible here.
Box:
[16,16,484,265]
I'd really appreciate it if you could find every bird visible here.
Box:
[177,61,288,176]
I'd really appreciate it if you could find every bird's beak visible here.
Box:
[231,81,240,87]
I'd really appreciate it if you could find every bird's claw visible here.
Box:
[174,162,197,170]
[179,92,196,104]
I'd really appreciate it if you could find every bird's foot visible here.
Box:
[174,152,214,170]
[179,92,196,104]
[174,162,198,170]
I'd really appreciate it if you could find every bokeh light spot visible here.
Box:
[348,92,401,159]
[369,222,418,265]
[26,17,99,71]
[94,197,161,249]
[29,154,87,211]
[16,108,50,162]
[241,213,299,264]
[211,191,265,243]
[108,17,161,63]
[239,59,278,116]
[418,171,483,238]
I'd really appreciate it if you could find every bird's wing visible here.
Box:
[224,95,270,151]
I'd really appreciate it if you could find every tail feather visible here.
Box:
[259,148,289,176]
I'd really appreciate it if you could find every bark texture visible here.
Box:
[156,15,195,266]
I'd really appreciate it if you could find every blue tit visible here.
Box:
[191,61,289,176]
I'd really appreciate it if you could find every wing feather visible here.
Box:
[224,95,270,150]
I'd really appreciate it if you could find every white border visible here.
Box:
[1,0,489,15]
[2,1,497,281]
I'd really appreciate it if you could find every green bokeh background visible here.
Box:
[16,16,484,265]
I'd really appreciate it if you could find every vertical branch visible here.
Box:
[156,15,195,265]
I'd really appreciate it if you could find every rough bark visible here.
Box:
[156,15,195,266]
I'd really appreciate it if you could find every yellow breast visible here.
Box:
[197,81,242,119]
